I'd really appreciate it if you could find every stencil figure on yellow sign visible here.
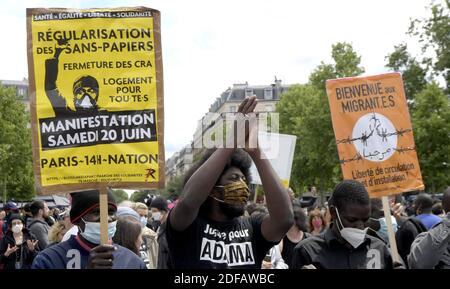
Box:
[46,40,103,116]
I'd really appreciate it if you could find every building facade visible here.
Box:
[165,79,291,183]
[0,79,29,111]
[193,78,291,156]
[165,144,194,183]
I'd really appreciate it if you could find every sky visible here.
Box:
[0,0,434,160]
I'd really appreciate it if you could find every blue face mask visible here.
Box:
[80,218,117,244]
[140,216,148,228]
[376,216,398,243]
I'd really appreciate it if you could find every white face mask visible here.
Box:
[335,208,368,249]
[374,216,398,243]
[80,218,117,244]
[12,224,23,234]
[152,212,161,221]
[140,216,148,228]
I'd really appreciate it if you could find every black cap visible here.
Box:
[69,190,116,223]
[9,214,24,224]
[150,196,168,211]
[73,75,99,94]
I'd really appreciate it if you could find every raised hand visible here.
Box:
[237,95,258,115]
[391,202,406,224]
[27,239,39,251]
[5,244,19,257]
[235,96,258,153]
[54,39,70,59]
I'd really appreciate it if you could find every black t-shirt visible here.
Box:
[281,232,309,268]
[292,227,393,269]
[166,212,277,268]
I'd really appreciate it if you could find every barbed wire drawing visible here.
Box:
[336,113,412,146]
[337,113,415,164]
[340,146,416,165]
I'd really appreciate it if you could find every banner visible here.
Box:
[250,132,297,188]
[27,7,164,194]
[326,73,424,197]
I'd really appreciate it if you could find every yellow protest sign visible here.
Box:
[326,73,424,197]
[27,7,165,194]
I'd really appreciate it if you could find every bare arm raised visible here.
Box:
[169,97,257,231]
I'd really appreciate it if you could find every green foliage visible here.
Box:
[111,189,129,204]
[310,42,364,90]
[331,42,365,78]
[384,1,450,192]
[411,83,450,192]
[278,42,365,195]
[277,84,340,194]
[130,190,150,203]
[408,0,450,92]
[385,43,428,100]
[309,63,336,92]
[0,84,34,201]
[159,175,184,199]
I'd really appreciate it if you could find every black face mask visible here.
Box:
[219,202,245,219]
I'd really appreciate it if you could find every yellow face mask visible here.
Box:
[211,180,250,205]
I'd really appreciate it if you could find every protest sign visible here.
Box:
[250,132,297,189]
[326,73,424,197]
[27,7,164,194]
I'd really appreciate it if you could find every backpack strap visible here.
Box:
[407,217,427,233]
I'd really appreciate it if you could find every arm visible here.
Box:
[169,148,235,231]
[45,45,68,112]
[408,216,450,269]
[270,244,289,269]
[251,149,293,242]
[169,97,258,232]
[25,238,39,264]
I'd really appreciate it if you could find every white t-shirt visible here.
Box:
[61,225,78,242]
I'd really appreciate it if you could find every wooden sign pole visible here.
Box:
[99,186,109,245]
[381,196,401,264]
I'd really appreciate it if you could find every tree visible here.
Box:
[162,175,184,199]
[408,0,450,93]
[277,84,342,196]
[385,43,428,101]
[277,42,365,196]
[130,190,152,203]
[0,84,34,201]
[331,42,365,79]
[411,83,450,193]
[111,189,129,204]
[384,1,450,193]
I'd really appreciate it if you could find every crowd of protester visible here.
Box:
[0,96,448,269]
[1,184,448,269]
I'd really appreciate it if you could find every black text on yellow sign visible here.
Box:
[27,7,165,193]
